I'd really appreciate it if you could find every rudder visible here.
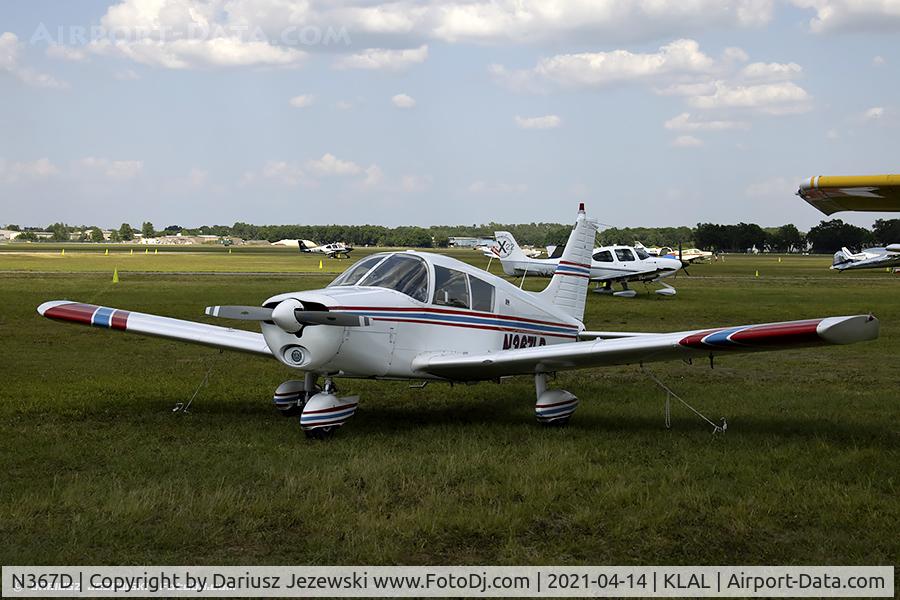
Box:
[536,204,597,322]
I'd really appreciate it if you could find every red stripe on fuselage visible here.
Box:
[559,260,591,268]
[368,316,577,338]
[330,305,579,330]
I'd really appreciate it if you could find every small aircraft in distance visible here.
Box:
[300,240,353,258]
[37,204,879,438]
[489,232,683,297]
[832,245,900,272]
[635,242,713,264]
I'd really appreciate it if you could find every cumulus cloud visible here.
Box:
[493,39,715,91]
[792,0,900,33]
[391,93,416,108]
[77,157,144,180]
[334,45,428,70]
[87,37,306,70]
[687,81,812,114]
[873,55,886,65]
[1,32,67,89]
[289,94,314,108]
[261,161,311,186]
[514,115,561,129]
[306,153,362,176]
[739,61,802,81]
[864,106,884,120]
[671,135,703,147]
[468,181,528,194]
[0,158,59,184]
[399,174,432,192]
[664,113,750,131]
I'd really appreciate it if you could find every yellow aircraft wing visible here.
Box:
[798,175,900,215]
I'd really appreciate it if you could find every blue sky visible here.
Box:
[1,0,897,230]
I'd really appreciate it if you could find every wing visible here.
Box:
[798,175,900,215]
[413,315,878,380]
[37,301,272,356]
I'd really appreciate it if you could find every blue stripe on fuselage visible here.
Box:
[340,310,577,335]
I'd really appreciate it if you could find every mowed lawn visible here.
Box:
[1,250,897,566]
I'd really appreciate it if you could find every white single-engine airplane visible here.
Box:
[832,245,900,271]
[301,240,353,258]
[635,243,713,264]
[489,232,683,297]
[38,205,879,438]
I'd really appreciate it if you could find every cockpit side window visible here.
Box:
[328,255,386,287]
[634,247,650,260]
[433,265,470,309]
[358,254,429,302]
[593,250,613,262]
[615,248,636,262]
[469,275,495,312]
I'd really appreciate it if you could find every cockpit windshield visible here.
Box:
[357,254,429,302]
[328,255,386,287]
[634,247,650,260]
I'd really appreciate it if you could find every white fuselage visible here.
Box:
[498,246,681,283]
[260,251,582,380]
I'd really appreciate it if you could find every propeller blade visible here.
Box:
[205,305,274,320]
[294,310,369,327]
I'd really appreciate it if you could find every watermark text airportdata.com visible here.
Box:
[2,566,894,597]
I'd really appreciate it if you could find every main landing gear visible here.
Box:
[534,373,578,426]
[273,374,359,439]
[593,281,637,298]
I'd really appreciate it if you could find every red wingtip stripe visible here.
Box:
[44,303,97,325]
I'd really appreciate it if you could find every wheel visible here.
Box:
[304,426,336,440]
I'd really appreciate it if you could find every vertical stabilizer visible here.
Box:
[536,204,597,322]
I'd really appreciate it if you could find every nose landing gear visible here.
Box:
[299,377,359,439]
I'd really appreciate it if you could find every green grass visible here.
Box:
[1,252,897,566]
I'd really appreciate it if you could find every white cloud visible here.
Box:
[1,32,67,89]
[873,55,886,66]
[306,153,362,176]
[335,100,354,110]
[688,81,811,114]
[399,174,432,192]
[289,94,314,108]
[664,112,749,131]
[514,114,561,129]
[827,128,840,139]
[87,37,306,70]
[188,167,208,187]
[739,61,802,81]
[334,45,428,70]
[468,181,528,194]
[261,161,311,186]
[391,93,416,108]
[671,135,703,147]
[0,158,59,184]
[494,39,715,91]
[864,106,884,120]
[792,0,900,33]
[77,157,144,180]
[114,68,140,81]
[46,45,88,62]
[363,165,384,187]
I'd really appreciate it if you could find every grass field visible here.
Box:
[1,247,898,567]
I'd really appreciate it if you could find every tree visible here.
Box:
[806,220,873,254]
[109,230,121,243]
[770,224,803,252]
[90,227,105,242]
[118,223,134,241]
[873,219,900,245]
[48,222,69,242]
[17,231,38,241]
[141,221,155,238]
[6,224,20,231]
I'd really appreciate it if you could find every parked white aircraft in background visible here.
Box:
[635,242,713,263]
[832,245,900,271]
[301,240,353,258]
[38,204,879,438]
[490,232,683,297]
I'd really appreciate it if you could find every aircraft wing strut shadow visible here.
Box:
[38,204,880,439]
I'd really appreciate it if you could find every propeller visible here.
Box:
[674,242,690,278]
[205,302,368,331]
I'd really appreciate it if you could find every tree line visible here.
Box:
[7,219,900,254]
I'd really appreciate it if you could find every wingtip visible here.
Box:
[818,314,880,344]
[37,300,69,317]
